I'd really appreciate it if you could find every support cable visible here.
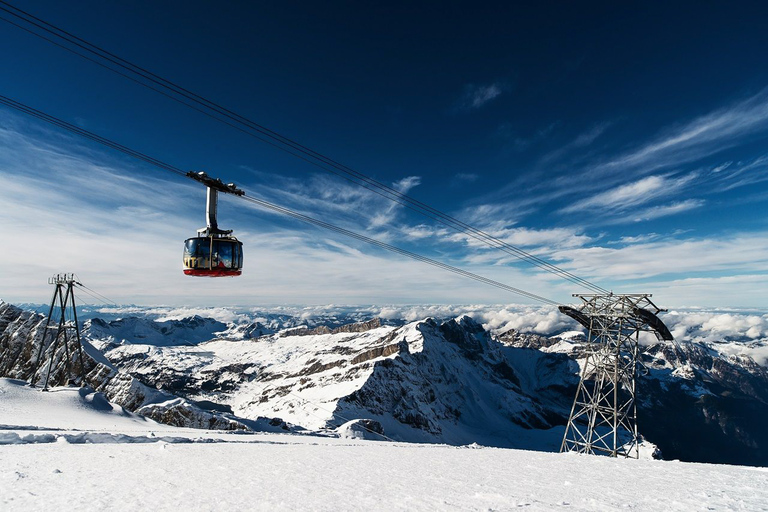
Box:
[0,94,559,306]
[0,96,186,178]
[74,279,119,307]
[74,285,114,308]
[239,194,559,305]
[0,1,608,294]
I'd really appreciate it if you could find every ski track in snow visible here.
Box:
[2,378,768,511]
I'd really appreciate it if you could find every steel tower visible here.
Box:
[559,293,673,457]
[30,274,88,390]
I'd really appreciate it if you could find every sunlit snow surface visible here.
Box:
[2,379,767,511]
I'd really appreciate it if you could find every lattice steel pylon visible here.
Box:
[559,294,673,458]
[30,273,88,390]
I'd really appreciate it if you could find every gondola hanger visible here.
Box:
[182,171,244,277]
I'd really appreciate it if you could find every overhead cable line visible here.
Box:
[0,95,186,178]
[0,94,559,306]
[239,194,559,305]
[70,295,100,311]
[74,279,119,307]
[74,286,115,309]
[0,0,609,295]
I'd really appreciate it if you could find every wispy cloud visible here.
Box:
[241,169,424,236]
[610,233,662,245]
[540,122,612,164]
[456,202,537,230]
[561,173,698,216]
[393,176,421,194]
[477,90,768,226]
[550,232,768,281]
[595,88,768,177]
[451,173,478,187]
[627,199,704,222]
[718,155,768,190]
[496,121,559,152]
[456,82,504,111]
[401,224,450,240]
[369,176,421,229]
[450,226,594,269]
[571,122,611,147]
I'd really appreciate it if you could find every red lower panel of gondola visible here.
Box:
[183,268,242,277]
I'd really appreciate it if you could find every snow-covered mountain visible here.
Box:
[80,313,575,450]
[2,300,767,466]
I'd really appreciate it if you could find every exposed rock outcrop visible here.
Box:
[282,318,382,337]
[0,301,257,432]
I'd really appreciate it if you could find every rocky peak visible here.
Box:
[438,315,490,355]
[281,318,382,337]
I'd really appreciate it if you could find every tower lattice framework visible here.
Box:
[30,273,88,390]
[559,293,672,458]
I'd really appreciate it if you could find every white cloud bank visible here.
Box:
[77,303,768,365]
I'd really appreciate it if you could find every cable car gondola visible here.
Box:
[183,171,245,277]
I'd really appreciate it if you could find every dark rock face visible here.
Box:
[234,322,272,339]
[282,318,382,337]
[338,317,571,439]
[136,399,248,430]
[0,302,93,387]
[439,316,490,355]
[637,342,768,466]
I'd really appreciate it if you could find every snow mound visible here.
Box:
[336,419,387,441]
[0,431,219,445]
[0,378,160,432]
[553,330,586,342]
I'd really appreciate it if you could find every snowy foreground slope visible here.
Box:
[2,379,767,512]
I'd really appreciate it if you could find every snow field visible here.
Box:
[2,347,768,510]
[2,380,766,512]
[3,440,768,511]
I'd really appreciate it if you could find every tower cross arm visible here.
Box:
[186,171,245,196]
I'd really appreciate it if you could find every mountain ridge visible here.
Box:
[2,300,768,465]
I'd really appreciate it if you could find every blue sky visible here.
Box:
[1,1,768,307]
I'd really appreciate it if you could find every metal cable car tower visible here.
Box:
[30,273,88,390]
[558,294,673,458]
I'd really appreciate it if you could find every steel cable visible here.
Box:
[0,93,560,306]
[0,1,608,294]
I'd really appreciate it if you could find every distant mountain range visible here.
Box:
[2,300,767,466]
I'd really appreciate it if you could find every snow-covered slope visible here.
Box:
[3,300,768,466]
[3,376,767,511]
[0,378,162,433]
